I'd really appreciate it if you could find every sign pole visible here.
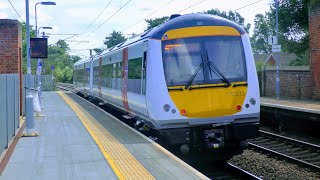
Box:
[275,0,280,99]
[24,0,38,136]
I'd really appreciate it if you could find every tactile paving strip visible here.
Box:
[58,91,155,180]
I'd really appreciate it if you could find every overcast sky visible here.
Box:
[1,0,272,58]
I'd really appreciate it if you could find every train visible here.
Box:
[73,13,260,159]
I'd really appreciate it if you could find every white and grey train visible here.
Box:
[73,13,260,158]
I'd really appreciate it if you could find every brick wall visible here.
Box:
[0,19,22,115]
[260,67,312,99]
[310,4,320,99]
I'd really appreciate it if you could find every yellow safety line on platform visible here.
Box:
[57,91,155,180]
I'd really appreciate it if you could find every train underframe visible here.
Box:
[156,122,259,160]
[78,91,259,160]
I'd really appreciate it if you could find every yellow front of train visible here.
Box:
[162,26,248,118]
[146,13,259,158]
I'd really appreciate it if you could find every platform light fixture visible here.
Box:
[34,1,56,112]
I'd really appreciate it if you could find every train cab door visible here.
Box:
[141,41,149,119]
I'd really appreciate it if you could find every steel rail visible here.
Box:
[249,130,320,171]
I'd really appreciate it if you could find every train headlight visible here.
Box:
[236,105,242,111]
[180,109,187,116]
[249,98,256,105]
[163,104,171,112]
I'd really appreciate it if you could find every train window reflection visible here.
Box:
[162,36,246,87]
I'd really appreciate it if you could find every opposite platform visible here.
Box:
[261,97,320,115]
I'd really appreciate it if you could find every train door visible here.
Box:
[142,41,149,119]
[98,57,102,98]
[112,63,116,89]
[90,59,93,94]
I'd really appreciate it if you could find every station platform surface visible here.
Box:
[261,97,320,114]
[0,91,207,180]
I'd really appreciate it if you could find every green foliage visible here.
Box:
[250,14,274,54]
[55,40,70,51]
[255,61,265,72]
[145,16,168,30]
[93,48,103,54]
[251,0,314,60]
[104,30,126,48]
[289,51,310,66]
[144,10,251,33]
[21,23,77,83]
[70,55,81,64]
[270,0,310,56]
[205,9,251,33]
[21,22,36,74]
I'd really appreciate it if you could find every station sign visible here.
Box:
[268,36,278,45]
[30,38,48,58]
[272,45,281,52]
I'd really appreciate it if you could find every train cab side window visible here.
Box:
[143,51,147,69]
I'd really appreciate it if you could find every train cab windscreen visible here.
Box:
[162,36,247,87]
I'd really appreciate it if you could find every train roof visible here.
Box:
[74,13,246,66]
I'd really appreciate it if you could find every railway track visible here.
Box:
[249,130,320,171]
[56,82,76,92]
[56,82,260,179]
[202,162,261,179]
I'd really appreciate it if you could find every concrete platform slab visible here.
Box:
[261,97,320,114]
[0,92,116,180]
[63,92,208,179]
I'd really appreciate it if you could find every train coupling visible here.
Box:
[204,129,225,150]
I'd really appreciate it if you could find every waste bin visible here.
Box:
[30,88,41,112]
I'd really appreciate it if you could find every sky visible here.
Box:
[1,0,272,58]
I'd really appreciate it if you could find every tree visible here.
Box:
[70,55,81,64]
[145,16,168,30]
[250,13,274,54]
[93,48,103,54]
[21,22,36,73]
[205,9,251,33]
[104,30,126,48]
[250,0,314,65]
[56,40,70,51]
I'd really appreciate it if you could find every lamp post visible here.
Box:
[38,26,52,103]
[35,2,56,35]
[35,1,55,109]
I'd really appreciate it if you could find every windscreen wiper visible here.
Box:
[205,50,231,87]
[184,62,203,89]
[208,61,231,87]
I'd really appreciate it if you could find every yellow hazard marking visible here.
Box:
[162,26,240,40]
[58,91,155,180]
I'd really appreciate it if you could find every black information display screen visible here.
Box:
[30,38,48,58]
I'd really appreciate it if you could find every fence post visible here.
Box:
[296,74,301,99]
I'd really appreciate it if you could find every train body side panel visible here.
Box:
[146,39,185,123]
[234,34,260,117]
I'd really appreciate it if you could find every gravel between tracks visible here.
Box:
[229,150,320,180]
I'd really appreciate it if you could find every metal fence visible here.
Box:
[22,74,55,91]
[0,74,19,155]
[21,74,55,116]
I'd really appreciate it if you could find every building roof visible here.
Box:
[254,53,297,66]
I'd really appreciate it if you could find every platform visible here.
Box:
[0,91,207,180]
[261,97,320,115]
